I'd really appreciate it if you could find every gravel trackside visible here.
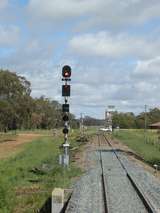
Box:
[66,140,160,213]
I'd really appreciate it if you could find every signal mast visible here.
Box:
[61,65,72,166]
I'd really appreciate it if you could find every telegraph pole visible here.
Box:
[60,65,72,166]
[144,104,147,144]
[80,113,84,138]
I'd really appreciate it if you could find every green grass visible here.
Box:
[113,129,160,165]
[0,131,83,213]
[85,126,98,136]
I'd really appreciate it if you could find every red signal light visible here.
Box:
[64,72,69,77]
[62,65,71,78]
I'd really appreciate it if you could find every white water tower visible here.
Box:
[105,105,115,132]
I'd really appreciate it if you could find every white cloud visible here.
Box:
[27,0,160,28]
[0,38,62,101]
[81,0,160,28]
[133,57,160,79]
[68,58,160,117]
[28,0,98,20]
[0,25,20,46]
[1,0,160,118]
[2,39,54,66]
[69,32,160,59]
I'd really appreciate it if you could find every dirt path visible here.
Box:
[0,133,46,159]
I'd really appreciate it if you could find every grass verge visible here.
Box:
[113,129,160,165]
[0,132,83,213]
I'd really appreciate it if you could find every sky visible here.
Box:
[0,0,160,118]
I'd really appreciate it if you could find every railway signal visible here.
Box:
[62,65,71,79]
[63,127,69,134]
[60,65,72,167]
[62,104,69,113]
[62,85,70,97]
[63,114,69,122]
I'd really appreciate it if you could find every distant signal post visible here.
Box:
[60,65,72,166]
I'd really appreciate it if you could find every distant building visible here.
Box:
[149,122,160,129]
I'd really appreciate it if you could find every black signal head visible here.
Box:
[63,114,69,122]
[62,104,69,113]
[63,127,69,134]
[62,65,71,78]
[62,85,70,97]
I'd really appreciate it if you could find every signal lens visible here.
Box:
[62,85,70,97]
[62,65,71,78]
[62,104,69,112]
[63,127,69,134]
[63,114,69,122]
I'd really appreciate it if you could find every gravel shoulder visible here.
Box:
[110,136,160,180]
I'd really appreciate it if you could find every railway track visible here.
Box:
[98,133,157,213]
[66,133,160,213]
[98,134,109,213]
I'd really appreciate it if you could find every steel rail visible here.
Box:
[98,133,109,213]
[102,134,157,213]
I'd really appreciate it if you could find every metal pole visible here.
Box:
[144,105,147,144]
[60,65,72,167]
[80,113,84,138]
[63,91,69,166]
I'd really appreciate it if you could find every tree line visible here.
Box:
[82,109,160,129]
[1,69,160,131]
[0,70,78,131]
[112,108,160,129]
